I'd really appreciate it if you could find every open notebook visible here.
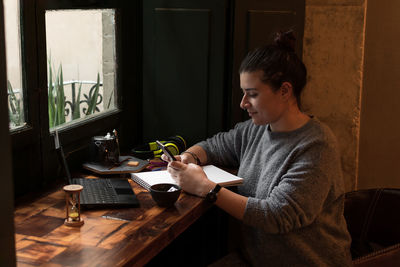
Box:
[131,165,243,190]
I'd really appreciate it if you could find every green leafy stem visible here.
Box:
[7,60,104,128]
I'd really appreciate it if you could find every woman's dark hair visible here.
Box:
[239,30,307,108]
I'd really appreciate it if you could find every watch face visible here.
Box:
[205,184,221,203]
[206,192,217,203]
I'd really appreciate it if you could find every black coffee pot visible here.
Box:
[90,130,120,165]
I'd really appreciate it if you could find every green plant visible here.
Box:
[7,80,23,127]
[48,59,66,128]
[47,62,73,126]
[8,59,103,129]
[48,59,102,128]
[85,73,101,115]
[71,82,82,120]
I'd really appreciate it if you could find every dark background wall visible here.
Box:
[358,0,400,189]
[141,0,305,147]
[0,1,16,265]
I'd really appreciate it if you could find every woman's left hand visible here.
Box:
[167,161,215,197]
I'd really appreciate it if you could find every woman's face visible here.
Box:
[239,71,286,126]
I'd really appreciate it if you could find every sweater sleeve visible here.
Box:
[196,121,250,168]
[243,139,339,234]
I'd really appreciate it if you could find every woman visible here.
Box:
[165,30,353,266]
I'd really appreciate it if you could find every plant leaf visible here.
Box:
[72,82,82,120]
[86,73,100,115]
[57,65,65,124]
[48,59,55,127]
[7,80,17,114]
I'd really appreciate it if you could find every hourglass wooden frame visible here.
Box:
[63,184,84,227]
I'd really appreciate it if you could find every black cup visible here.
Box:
[149,183,181,207]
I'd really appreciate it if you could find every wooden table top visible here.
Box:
[14,179,210,267]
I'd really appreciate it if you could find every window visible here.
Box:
[45,9,117,130]
[8,0,140,197]
[4,0,25,130]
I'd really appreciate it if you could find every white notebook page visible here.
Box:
[131,165,243,190]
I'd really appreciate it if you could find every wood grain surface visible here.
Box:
[14,180,210,267]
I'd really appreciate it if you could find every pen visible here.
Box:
[101,215,131,222]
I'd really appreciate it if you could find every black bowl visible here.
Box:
[149,183,182,207]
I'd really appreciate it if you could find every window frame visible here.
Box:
[36,0,124,143]
[9,0,39,148]
[10,0,141,197]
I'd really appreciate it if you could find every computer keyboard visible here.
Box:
[72,178,118,204]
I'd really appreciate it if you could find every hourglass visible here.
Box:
[63,184,84,227]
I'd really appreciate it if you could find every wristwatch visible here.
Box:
[205,184,222,203]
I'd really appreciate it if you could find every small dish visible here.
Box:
[149,183,181,207]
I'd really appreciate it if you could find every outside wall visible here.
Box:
[302,0,366,191]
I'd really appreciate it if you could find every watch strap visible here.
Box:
[205,184,222,203]
[212,184,222,194]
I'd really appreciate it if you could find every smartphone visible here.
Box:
[156,140,176,161]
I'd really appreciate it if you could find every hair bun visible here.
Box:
[273,30,296,52]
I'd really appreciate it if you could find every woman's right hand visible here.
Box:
[168,161,214,197]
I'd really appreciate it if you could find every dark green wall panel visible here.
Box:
[143,0,227,146]
[230,0,305,125]
[152,9,210,143]
[142,0,305,145]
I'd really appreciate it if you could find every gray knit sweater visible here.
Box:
[197,118,353,267]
